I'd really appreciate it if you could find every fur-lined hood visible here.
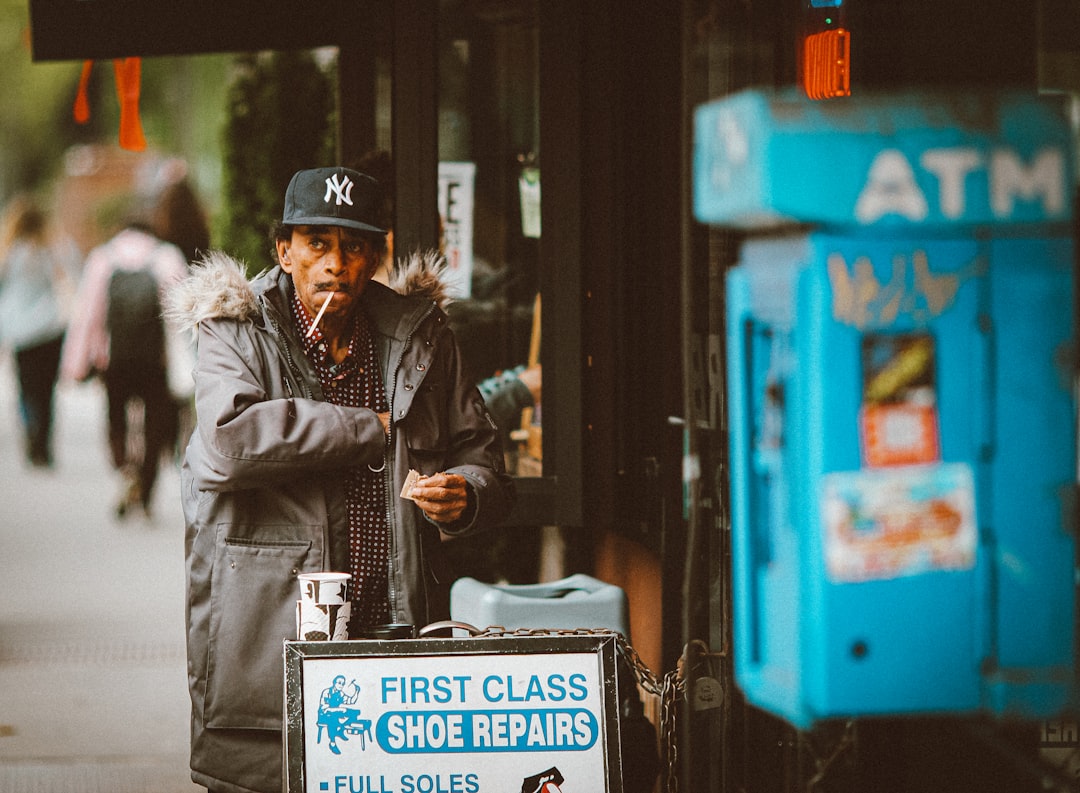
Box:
[165,248,452,335]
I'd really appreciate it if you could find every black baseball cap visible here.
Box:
[282,166,386,234]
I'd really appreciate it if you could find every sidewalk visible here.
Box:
[0,352,200,793]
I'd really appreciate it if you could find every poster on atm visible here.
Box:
[820,462,977,583]
[284,634,623,793]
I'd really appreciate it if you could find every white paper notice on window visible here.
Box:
[519,167,541,239]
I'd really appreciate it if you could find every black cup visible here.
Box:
[361,623,416,639]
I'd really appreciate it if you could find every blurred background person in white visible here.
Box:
[0,194,81,468]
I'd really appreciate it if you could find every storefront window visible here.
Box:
[437,0,542,476]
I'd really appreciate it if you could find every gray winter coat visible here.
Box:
[168,251,513,793]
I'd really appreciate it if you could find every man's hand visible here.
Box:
[408,472,468,524]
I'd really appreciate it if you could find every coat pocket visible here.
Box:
[401,377,451,467]
[204,534,315,730]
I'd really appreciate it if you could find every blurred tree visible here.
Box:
[0,1,87,194]
[219,50,336,273]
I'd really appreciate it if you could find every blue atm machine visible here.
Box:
[693,90,1078,728]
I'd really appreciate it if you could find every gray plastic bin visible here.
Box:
[450,573,629,637]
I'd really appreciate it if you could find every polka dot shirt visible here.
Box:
[292,291,390,632]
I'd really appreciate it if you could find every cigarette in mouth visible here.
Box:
[305,291,335,339]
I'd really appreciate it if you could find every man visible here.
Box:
[167,166,514,793]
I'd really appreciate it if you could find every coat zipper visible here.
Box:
[265,299,314,400]
[383,301,438,622]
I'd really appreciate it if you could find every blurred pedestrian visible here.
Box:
[477,361,541,442]
[148,171,209,458]
[351,149,397,283]
[0,194,81,468]
[61,217,188,518]
[151,172,211,268]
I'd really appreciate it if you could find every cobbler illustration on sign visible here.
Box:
[317,676,368,755]
[286,635,622,793]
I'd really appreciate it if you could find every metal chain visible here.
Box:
[659,666,683,793]
[468,626,687,793]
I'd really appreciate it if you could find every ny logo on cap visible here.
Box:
[324,174,355,206]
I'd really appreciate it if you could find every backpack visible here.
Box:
[106,267,165,371]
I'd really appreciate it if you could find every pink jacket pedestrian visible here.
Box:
[61,226,188,383]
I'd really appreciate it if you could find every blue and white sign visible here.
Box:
[285,635,623,793]
[693,89,1075,230]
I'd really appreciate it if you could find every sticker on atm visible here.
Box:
[820,463,977,583]
[859,332,941,467]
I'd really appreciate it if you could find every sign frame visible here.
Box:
[284,633,625,793]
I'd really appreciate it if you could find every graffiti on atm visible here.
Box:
[828,249,978,329]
